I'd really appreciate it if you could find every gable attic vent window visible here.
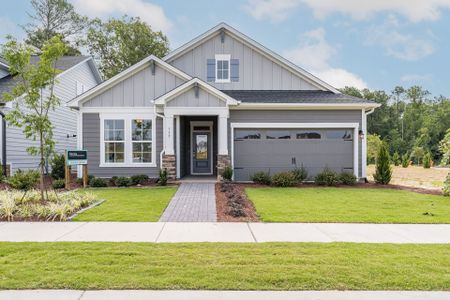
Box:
[215,54,231,83]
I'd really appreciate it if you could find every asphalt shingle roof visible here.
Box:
[222,90,374,104]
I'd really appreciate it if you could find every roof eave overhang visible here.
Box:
[231,103,381,110]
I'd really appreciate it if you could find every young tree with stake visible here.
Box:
[1,36,66,201]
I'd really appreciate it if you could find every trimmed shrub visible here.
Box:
[52,179,65,189]
[89,177,107,188]
[131,174,149,185]
[115,176,131,187]
[401,153,409,168]
[109,176,118,186]
[291,165,308,182]
[443,172,450,196]
[0,168,4,183]
[423,152,432,169]
[50,154,65,180]
[158,169,168,186]
[315,168,340,186]
[7,170,39,190]
[271,171,298,187]
[339,172,357,185]
[77,175,94,186]
[373,142,392,184]
[392,152,401,166]
[250,171,271,185]
[222,166,233,182]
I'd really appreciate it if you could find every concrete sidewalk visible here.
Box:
[1,290,450,300]
[1,222,450,243]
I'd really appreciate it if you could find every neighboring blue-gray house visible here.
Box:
[68,23,379,181]
[0,55,102,175]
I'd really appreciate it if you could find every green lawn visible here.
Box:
[72,187,177,221]
[246,187,450,223]
[0,242,449,290]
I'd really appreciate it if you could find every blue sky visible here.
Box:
[1,0,450,97]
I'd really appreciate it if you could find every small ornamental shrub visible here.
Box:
[250,171,271,185]
[422,152,432,169]
[131,174,149,185]
[109,176,118,186]
[115,176,131,187]
[315,168,340,186]
[158,169,168,186]
[7,170,39,190]
[52,179,65,189]
[392,152,401,166]
[373,143,392,184]
[222,166,233,182]
[291,165,308,182]
[401,153,409,168]
[339,172,357,185]
[443,172,450,196]
[50,154,65,180]
[271,172,298,187]
[89,177,107,188]
[0,168,4,183]
[77,175,94,186]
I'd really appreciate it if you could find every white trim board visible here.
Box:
[230,122,359,179]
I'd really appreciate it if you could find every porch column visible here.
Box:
[165,115,175,155]
[218,116,228,155]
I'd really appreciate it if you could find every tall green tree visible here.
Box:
[83,16,170,79]
[373,143,392,184]
[23,0,88,55]
[1,36,66,200]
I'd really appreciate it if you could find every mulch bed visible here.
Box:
[215,183,259,222]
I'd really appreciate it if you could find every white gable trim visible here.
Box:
[67,55,192,108]
[163,23,340,93]
[154,78,239,106]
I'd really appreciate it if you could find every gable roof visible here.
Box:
[154,77,239,106]
[67,55,192,108]
[163,23,340,94]
[0,56,101,103]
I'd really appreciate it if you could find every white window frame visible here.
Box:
[100,113,156,167]
[215,54,231,83]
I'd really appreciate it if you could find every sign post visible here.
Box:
[65,150,88,188]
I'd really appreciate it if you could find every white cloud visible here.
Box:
[401,74,431,82]
[243,0,450,22]
[283,28,367,89]
[71,0,172,32]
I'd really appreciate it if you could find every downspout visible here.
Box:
[154,105,165,170]
[0,110,6,177]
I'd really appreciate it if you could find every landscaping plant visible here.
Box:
[422,152,432,168]
[443,172,450,196]
[314,168,340,186]
[392,152,401,166]
[158,169,168,186]
[271,172,298,187]
[373,142,392,184]
[115,176,131,187]
[130,174,149,185]
[250,171,271,185]
[89,177,107,188]
[50,154,65,179]
[339,172,357,185]
[222,166,233,182]
[52,179,65,189]
[291,164,308,182]
[7,170,39,191]
[401,153,410,168]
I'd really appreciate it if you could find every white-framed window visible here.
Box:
[100,113,156,167]
[215,54,230,83]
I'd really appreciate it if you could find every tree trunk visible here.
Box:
[39,130,45,201]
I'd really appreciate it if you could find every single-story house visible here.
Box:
[0,55,102,175]
[68,23,379,181]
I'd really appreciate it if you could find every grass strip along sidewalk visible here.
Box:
[0,242,449,290]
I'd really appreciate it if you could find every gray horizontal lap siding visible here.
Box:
[83,113,162,178]
[168,32,320,91]
[228,110,363,178]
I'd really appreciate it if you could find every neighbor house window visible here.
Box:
[215,54,230,83]
[104,120,125,163]
[266,130,291,139]
[132,119,152,163]
[326,129,353,140]
[296,131,322,139]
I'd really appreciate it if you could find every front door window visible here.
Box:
[196,134,208,160]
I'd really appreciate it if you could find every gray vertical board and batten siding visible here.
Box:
[166,87,226,107]
[83,64,186,107]
[228,110,363,178]
[5,61,99,173]
[83,113,163,177]
[167,32,321,91]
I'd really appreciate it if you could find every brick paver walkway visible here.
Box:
[159,183,216,222]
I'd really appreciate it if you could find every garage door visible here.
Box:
[233,128,354,181]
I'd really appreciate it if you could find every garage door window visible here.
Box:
[266,130,291,139]
[235,130,261,140]
[296,131,321,139]
[326,129,353,140]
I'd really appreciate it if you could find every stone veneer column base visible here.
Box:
[217,154,231,181]
[162,154,176,180]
